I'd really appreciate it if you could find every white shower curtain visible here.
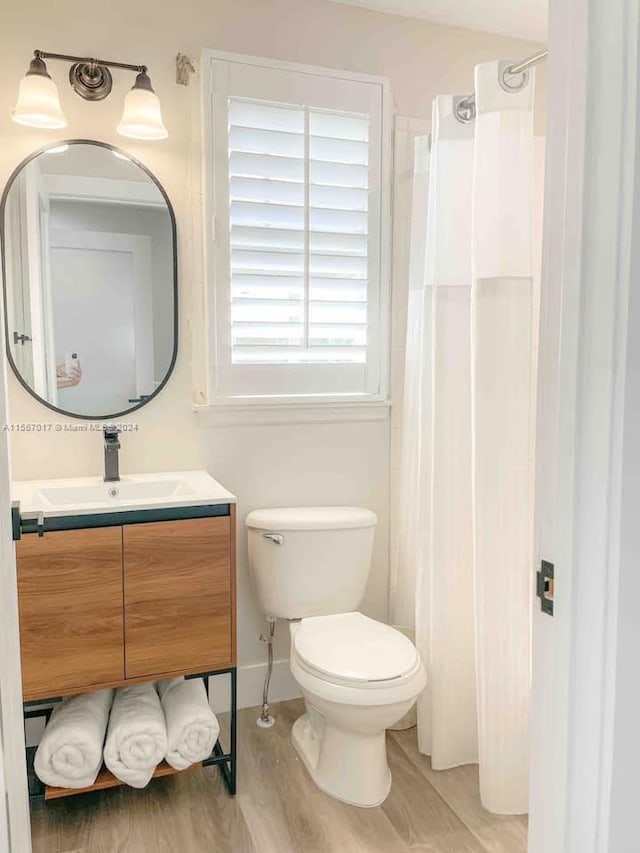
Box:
[391,136,432,629]
[415,96,478,771]
[398,60,536,815]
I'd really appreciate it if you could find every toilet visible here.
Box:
[246,506,427,808]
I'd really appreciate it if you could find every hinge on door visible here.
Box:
[536,560,555,616]
[11,501,21,541]
[13,331,32,345]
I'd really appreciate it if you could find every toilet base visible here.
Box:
[291,711,392,808]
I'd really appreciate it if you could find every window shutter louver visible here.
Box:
[228,98,370,366]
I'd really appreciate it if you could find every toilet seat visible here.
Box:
[293,612,420,689]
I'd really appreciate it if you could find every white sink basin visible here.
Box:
[12,471,236,518]
[38,479,185,507]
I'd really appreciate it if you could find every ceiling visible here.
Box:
[328,0,547,43]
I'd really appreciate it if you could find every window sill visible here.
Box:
[192,399,391,427]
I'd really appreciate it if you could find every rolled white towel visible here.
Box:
[103,683,167,788]
[34,689,113,789]
[157,678,220,770]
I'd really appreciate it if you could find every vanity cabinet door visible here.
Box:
[123,516,233,678]
[16,527,125,700]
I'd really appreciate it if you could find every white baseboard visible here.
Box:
[208,658,301,714]
[25,661,301,746]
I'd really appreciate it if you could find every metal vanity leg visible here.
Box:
[200,667,237,795]
[23,702,58,803]
[229,666,237,795]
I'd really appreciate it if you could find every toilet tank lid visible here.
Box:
[245,506,377,531]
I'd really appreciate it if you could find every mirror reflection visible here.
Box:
[1,141,176,418]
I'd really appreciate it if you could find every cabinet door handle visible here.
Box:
[262,533,284,545]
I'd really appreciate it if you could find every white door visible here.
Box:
[0,742,7,853]
[528,0,638,850]
[0,259,32,852]
[49,230,153,414]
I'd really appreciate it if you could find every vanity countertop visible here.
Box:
[12,470,236,519]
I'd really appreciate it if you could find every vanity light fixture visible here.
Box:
[12,55,67,129]
[116,71,168,140]
[12,51,168,141]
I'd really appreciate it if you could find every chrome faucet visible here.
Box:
[103,427,121,482]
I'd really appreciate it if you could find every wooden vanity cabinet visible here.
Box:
[16,507,236,702]
[123,517,233,678]
[17,527,125,699]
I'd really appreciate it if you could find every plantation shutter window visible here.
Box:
[207,56,389,400]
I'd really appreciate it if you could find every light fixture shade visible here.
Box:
[12,63,67,129]
[117,72,167,140]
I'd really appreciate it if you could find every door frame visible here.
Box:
[25,163,57,404]
[529,0,640,849]
[0,253,31,849]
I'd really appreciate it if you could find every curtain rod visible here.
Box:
[508,48,548,76]
[455,49,548,120]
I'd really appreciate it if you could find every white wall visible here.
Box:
[0,0,545,705]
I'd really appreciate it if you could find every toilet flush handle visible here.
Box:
[263,533,284,545]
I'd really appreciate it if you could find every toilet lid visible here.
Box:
[293,612,419,685]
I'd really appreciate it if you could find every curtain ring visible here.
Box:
[453,95,476,124]
[499,59,530,94]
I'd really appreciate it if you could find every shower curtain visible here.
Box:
[397,60,536,815]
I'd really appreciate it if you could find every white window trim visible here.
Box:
[193,398,391,427]
[200,49,392,422]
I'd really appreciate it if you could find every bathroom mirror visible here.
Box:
[0,140,177,419]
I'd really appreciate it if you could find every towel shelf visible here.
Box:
[25,667,237,801]
[44,759,201,800]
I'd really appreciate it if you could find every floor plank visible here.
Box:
[238,699,409,853]
[31,762,256,853]
[30,699,528,853]
[390,729,528,853]
[383,739,485,852]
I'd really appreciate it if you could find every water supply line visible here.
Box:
[257,617,277,728]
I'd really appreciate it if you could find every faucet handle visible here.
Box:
[103,425,121,447]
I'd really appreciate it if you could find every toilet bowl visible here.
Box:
[289,613,426,807]
[245,506,427,808]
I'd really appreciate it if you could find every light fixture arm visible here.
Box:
[31,50,151,102]
[33,50,147,75]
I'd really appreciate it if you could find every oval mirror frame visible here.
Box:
[0,138,178,420]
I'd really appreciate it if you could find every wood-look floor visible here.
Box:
[31,699,528,853]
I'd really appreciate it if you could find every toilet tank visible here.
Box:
[245,507,377,620]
